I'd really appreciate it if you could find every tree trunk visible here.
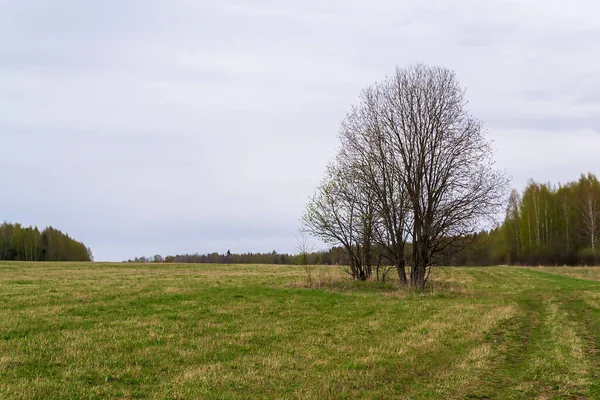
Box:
[396,261,407,286]
[411,261,427,289]
[410,241,428,289]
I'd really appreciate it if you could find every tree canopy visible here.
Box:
[303,64,509,287]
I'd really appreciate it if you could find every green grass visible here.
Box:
[0,262,599,399]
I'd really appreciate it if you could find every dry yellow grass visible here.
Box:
[0,262,599,399]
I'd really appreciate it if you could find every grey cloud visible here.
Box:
[535,28,600,53]
[574,94,600,105]
[486,114,600,134]
[456,21,523,47]
[1,0,600,260]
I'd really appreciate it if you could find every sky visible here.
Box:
[1,0,599,261]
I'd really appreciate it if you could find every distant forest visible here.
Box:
[390,173,600,267]
[129,173,600,267]
[482,173,600,266]
[0,222,93,262]
[126,250,338,266]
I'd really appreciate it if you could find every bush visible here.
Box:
[577,248,600,266]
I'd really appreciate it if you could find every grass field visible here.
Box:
[1,262,599,399]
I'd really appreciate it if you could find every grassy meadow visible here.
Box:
[0,262,599,399]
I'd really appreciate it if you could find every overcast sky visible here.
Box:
[1,0,599,261]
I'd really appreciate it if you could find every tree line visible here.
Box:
[125,173,599,273]
[424,173,599,267]
[0,222,93,262]
[500,173,599,266]
[125,249,346,265]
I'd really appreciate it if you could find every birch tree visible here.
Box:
[578,173,600,250]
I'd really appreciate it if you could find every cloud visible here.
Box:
[1,0,599,260]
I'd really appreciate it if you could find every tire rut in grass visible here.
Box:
[491,293,595,399]
[556,292,600,398]
[458,294,543,399]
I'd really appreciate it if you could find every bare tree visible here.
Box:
[377,64,509,288]
[305,63,509,289]
[295,231,316,286]
[302,163,374,281]
[339,85,410,285]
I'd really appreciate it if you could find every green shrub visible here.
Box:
[577,247,600,266]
